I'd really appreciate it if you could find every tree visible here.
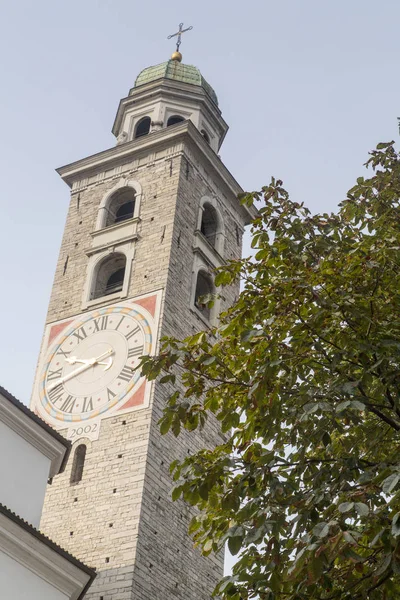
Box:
[140,142,400,599]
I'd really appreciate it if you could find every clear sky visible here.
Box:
[0,2,398,409]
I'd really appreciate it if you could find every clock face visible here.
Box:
[38,304,153,423]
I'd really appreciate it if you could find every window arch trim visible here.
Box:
[167,115,185,127]
[89,251,127,301]
[200,129,210,144]
[197,196,225,256]
[70,443,86,484]
[134,116,151,139]
[191,259,220,326]
[96,178,142,231]
[82,244,135,310]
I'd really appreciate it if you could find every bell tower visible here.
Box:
[31,42,255,599]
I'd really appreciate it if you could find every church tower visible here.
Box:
[31,35,255,599]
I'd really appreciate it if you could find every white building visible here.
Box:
[0,385,96,599]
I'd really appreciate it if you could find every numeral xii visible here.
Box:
[93,316,109,332]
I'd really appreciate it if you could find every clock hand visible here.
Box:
[98,357,113,371]
[48,349,113,391]
[48,360,96,391]
[92,348,114,363]
[65,356,92,366]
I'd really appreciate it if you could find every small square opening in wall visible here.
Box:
[113,488,117,494]
[105,557,110,563]
[118,454,123,459]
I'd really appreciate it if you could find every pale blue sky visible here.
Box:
[1,0,399,404]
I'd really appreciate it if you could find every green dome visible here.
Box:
[134,60,218,106]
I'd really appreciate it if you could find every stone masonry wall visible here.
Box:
[39,134,246,600]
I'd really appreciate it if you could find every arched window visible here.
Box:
[115,202,134,223]
[194,271,214,321]
[135,117,151,139]
[105,187,136,227]
[70,444,86,484]
[92,253,126,299]
[105,268,125,295]
[167,115,185,127]
[201,130,210,144]
[201,203,219,249]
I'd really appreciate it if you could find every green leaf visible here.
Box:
[338,502,354,513]
[222,493,240,512]
[375,554,391,577]
[198,483,210,501]
[354,502,369,516]
[342,381,359,394]
[203,539,213,555]
[349,400,365,411]
[343,548,365,563]
[228,535,243,556]
[370,529,385,547]
[308,556,324,582]
[171,486,182,501]
[159,417,171,435]
[202,355,216,365]
[312,522,330,538]
[343,531,357,545]
[392,512,400,537]
[382,473,400,494]
[214,270,232,287]
[336,401,351,412]
[160,374,175,383]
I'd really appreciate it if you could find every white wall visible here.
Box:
[0,421,51,526]
[0,550,68,600]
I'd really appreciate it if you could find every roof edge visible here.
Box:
[0,385,71,475]
[0,503,96,600]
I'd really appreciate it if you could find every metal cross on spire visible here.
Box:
[167,22,193,53]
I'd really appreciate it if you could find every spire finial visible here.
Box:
[167,22,193,61]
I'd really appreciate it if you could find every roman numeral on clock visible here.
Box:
[128,345,144,358]
[107,388,116,402]
[60,395,77,413]
[60,396,76,412]
[73,326,87,342]
[82,397,93,412]
[118,366,134,382]
[47,367,63,381]
[126,325,141,341]
[92,316,109,332]
[56,347,70,359]
[115,316,125,331]
[48,386,63,403]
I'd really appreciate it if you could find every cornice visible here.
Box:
[112,78,227,139]
[0,389,70,478]
[56,121,256,224]
[0,506,95,600]
[192,231,225,269]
